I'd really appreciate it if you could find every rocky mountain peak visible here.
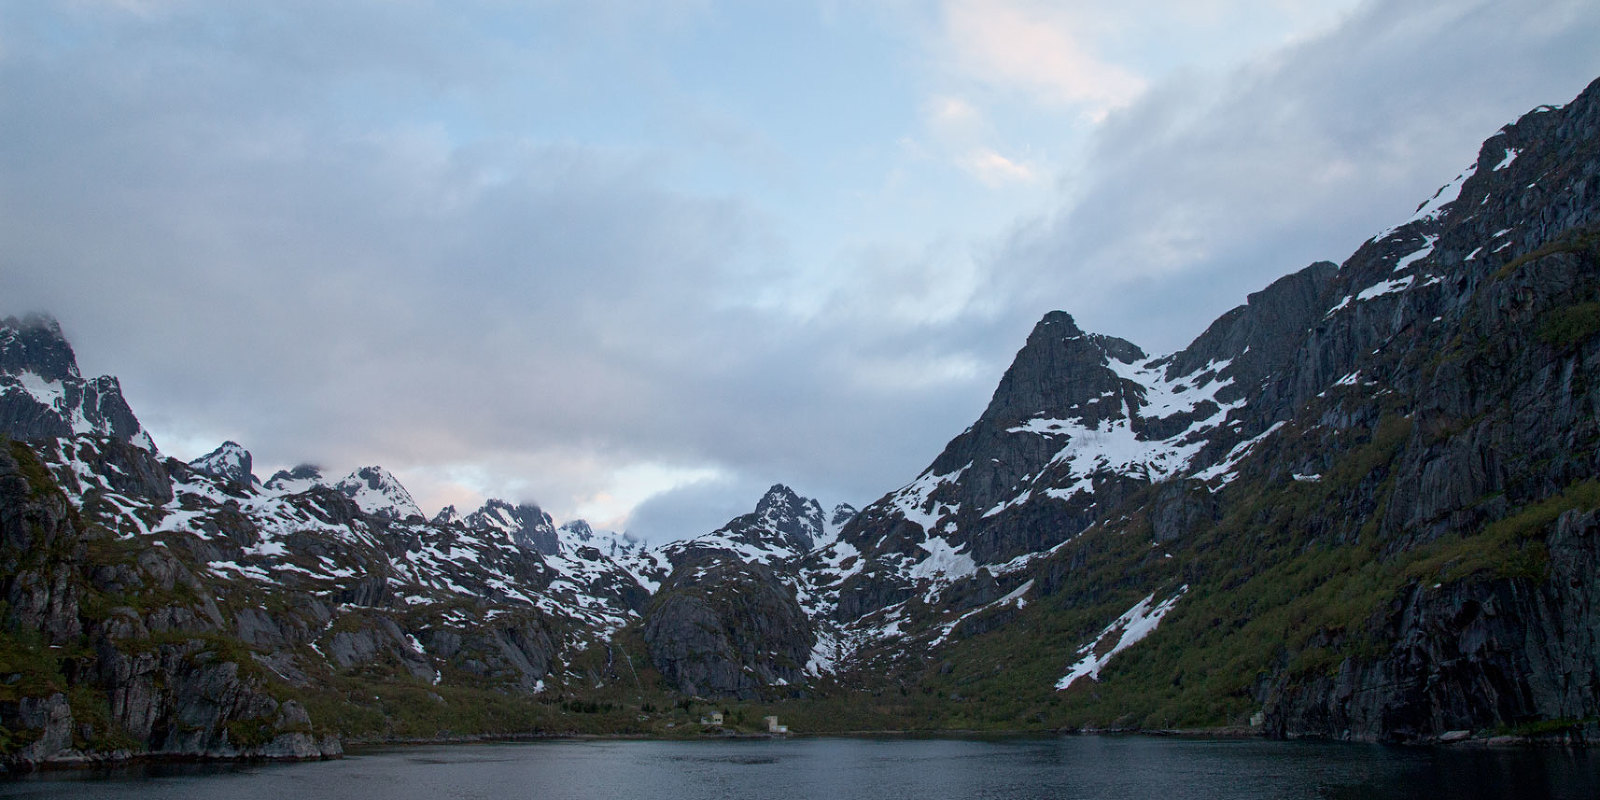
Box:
[432,504,461,525]
[753,484,824,553]
[265,463,324,494]
[462,499,560,555]
[333,466,423,522]
[559,519,594,541]
[977,311,1145,431]
[830,503,858,529]
[0,314,154,449]
[664,485,831,567]
[188,441,255,486]
[0,314,79,383]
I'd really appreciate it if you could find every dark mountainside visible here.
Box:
[1,77,1599,766]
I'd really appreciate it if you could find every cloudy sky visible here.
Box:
[2,0,1596,541]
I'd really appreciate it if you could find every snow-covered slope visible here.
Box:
[189,440,256,486]
[333,466,423,521]
[661,484,838,567]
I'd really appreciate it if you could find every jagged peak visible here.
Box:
[0,313,80,382]
[333,466,422,522]
[461,498,559,555]
[975,312,1145,431]
[755,483,809,516]
[559,519,594,538]
[189,440,255,486]
[830,503,858,527]
[432,504,461,525]
[0,314,154,449]
[265,463,324,492]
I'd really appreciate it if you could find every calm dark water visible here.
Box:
[1,736,1596,800]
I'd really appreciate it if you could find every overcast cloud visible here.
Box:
[1,0,1596,542]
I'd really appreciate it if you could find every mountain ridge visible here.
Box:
[1,76,1599,763]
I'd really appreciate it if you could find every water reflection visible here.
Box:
[0,736,1594,800]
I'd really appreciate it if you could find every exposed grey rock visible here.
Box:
[461,499,560,555]
[265,463,325,493]
[0,314,153,448]
[643,559,813,699]
[189,441,256,487]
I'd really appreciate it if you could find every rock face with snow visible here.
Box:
[0,314,154,449]
[189,441,256,486]
[641,484,826,697]
[794,76,1600,743]
[265,463,325,494]
[0,319,666,764]
[662,484,827,567]
[333,466,423,521]
[461,499,560,555]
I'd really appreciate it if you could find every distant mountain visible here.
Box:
[189,440,256,486]
[461,499,559,555]
[333,466,423,521]
[661,484,837,567]
[265,463,325,494]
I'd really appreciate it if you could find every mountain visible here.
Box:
[265,463,325,494]
[661,484,832,567]
[461,499,560,555]
[0,317,675,764]
[0,314,154,450]
[189,441,257,486]
[333,466,424,521]
[2,75,1599,763]
[792,76,1600,742]
[641,484,849,698]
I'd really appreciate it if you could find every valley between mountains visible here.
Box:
[3,76,1600,766]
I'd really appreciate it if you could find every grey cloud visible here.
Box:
[0,2,1002,529]
[3,0,1596,539]
[991,0,1600,354]
[624,475,769,545]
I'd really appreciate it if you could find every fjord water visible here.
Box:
[2,737,1595,800]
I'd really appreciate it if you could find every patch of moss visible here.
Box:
[223,717,277,749]
[66,684,142,752]
[1537,302,1600,348]
[1491,224,1600,282]
[6,439,64,502]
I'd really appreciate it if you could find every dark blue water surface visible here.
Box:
[1,736,1596,799]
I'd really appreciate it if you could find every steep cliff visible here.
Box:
[0,439,341,766]
[801,76,1600,743]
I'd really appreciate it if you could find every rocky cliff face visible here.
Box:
[793,76,1600,743]
[0,440,342,766]
[642,484,826,697]
[0,315,153,450]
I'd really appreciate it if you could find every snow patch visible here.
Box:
[1191,421,1286,484]
[909,536,977,583]
[1356,275,1415,301]
[1393,235,1437,272]
[1372,163,1476,242]
[1055,586,1187,691]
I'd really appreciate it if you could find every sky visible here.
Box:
[2,0,1597,542]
